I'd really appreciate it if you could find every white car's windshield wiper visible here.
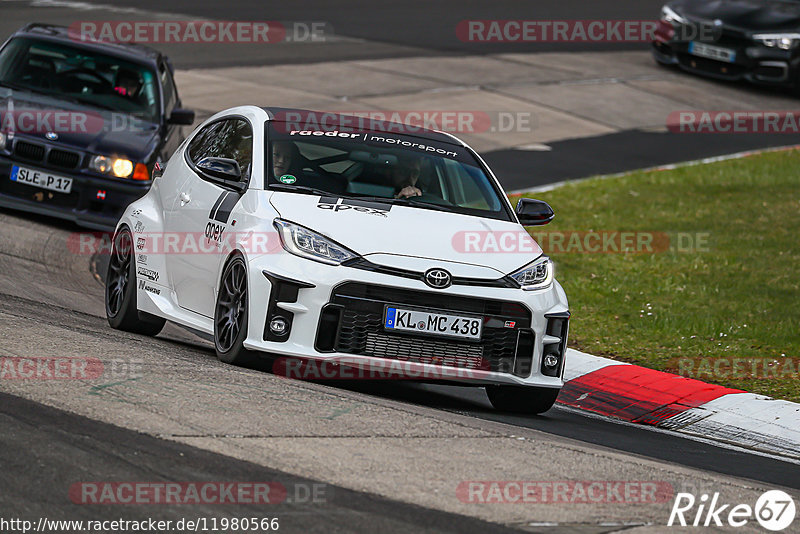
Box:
[268,183,336,196]
[387,195,457,212]
[325,192,457,212]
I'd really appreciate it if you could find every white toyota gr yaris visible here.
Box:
[106,106,569,414]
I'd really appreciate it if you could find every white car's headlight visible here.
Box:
[274,219,358,265]
[89,155,134,178]
[753,33,800,50]
[510,255,554,290]
[661,5,687,24]
[0,132,7,151]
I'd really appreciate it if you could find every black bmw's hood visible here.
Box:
[0,87,160,161]
[672,0,800,31]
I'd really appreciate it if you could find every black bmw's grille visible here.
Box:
[12,140,82,169]
[14,140,45,162]
[47,148,80,169]
[324,283,532,375]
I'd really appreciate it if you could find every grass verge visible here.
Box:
[520,149,800,402]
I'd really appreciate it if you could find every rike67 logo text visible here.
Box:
[668,490,796,531]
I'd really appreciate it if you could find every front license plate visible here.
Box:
[384,306,483,341]
[10,165,73,194]
[689,41,736,63]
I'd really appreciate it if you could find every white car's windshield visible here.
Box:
[266,121,514,221]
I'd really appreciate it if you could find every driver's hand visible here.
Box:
[395,186,422,199]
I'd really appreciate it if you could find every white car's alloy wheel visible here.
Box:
[214,255,257,365]
[105,227,165,336]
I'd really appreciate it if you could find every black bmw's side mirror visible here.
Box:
[167,108,195,125]
[516,198,554,226]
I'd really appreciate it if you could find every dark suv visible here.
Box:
[0,23,195,230]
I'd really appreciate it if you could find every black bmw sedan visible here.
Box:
[653,0,800,93]
[0,23,195,230]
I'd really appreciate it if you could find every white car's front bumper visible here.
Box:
[244,250,569,388]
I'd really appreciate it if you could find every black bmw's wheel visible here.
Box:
[486,385,560,414]
[214,255,256,365]
[105,227,165,336]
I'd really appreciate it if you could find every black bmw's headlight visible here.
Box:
[660,5,687,25]
[753,33,800,50]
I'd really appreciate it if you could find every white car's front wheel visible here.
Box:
[105,227,165,336]
[486,386,560,414]
[214,255,257,366]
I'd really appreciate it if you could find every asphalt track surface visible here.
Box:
[0,392,523,534]
[72,0,670,64]
[485,130,800,191]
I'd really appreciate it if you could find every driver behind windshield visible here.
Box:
[391,155,422,199]
[115,68,142,99]
[272,141,299,178]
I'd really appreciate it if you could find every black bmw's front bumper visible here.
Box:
[653,39,800,89]
[0,155,150,231]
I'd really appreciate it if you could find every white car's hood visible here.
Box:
[268,192,542,277]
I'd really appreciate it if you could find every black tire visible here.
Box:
[485,385,560,414]
[214,255,257,366]
[105,227,165,336]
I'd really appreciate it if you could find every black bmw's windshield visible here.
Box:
[265,121,514,221]
[0,37,159,122]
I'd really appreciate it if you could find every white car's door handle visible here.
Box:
[180,192,191,205]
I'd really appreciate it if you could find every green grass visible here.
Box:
[518,149,800,402]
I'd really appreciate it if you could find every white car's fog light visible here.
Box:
[543,353,560,368]
[269,316,289,335]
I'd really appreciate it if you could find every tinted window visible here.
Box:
[0,37,159,122]
[188,119,253,180]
